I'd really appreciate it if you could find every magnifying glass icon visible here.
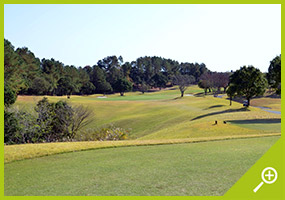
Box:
[253,167,277,193]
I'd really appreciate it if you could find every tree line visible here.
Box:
[4,39,208,97]
[6,38,279,100]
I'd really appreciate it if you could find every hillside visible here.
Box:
[14,85,281,140]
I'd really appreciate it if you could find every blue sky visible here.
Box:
[4,4,281,72]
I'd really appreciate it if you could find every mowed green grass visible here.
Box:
[14,86,281,140]
[4,136,279,196]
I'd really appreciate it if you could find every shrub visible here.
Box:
[14,109,41,143]
[69,105,94,139]
[5,97,95,144]
[35,97,77,142]
[4,110,20,144]
[75,124,130,141]
[34,98,94,142]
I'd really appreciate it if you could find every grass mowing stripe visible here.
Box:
[5,133,280,163]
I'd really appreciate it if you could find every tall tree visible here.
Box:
[56,76,77,97]
[226,84,237,106]
[30,77,50,95]
[113,78,133,96]
[97,55,124,88]
[229,66,268,106]
[91,66,113,94]
[219,72,231,93]
[4,39,26,93]
[41,58,64,95]
[121,62,132,81]
[267,55,281,94]
[198,73,213,94]
[80,82,96,95]
[211,72,230,93]
[179,62,208,83]
[16,47,41,94]
[130,61,144,85]
[77,67,93,94]
[151,73,168,89]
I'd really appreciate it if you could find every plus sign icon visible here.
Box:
[253,167,278,193]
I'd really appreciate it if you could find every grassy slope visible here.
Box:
[14,86,281,141]
[251,97,281,111]
[4,136,280,196]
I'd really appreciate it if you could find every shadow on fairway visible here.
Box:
[191,107,249,121]
[194,92,205,97]
[227,118,281,124]
[205,105,225,110]
[172,97,183,100]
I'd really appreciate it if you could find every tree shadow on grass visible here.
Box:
[191,107,249,121]
[204,105,225,110]
[227,119,281,124]
[173,97,183,100]
[194,92,205,97]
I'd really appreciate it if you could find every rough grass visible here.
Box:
[4,136,280,196]
[14,86,281,141]
[4,133,280,163]
[250,97,281,111]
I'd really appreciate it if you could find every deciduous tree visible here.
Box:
[174,74,195,97]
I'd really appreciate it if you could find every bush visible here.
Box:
[69,105,94,139]
[4,110,20,144]
[14,109,41,143]
[5,97,95,144]
[75,124,130,141]
[35,97,75,142]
